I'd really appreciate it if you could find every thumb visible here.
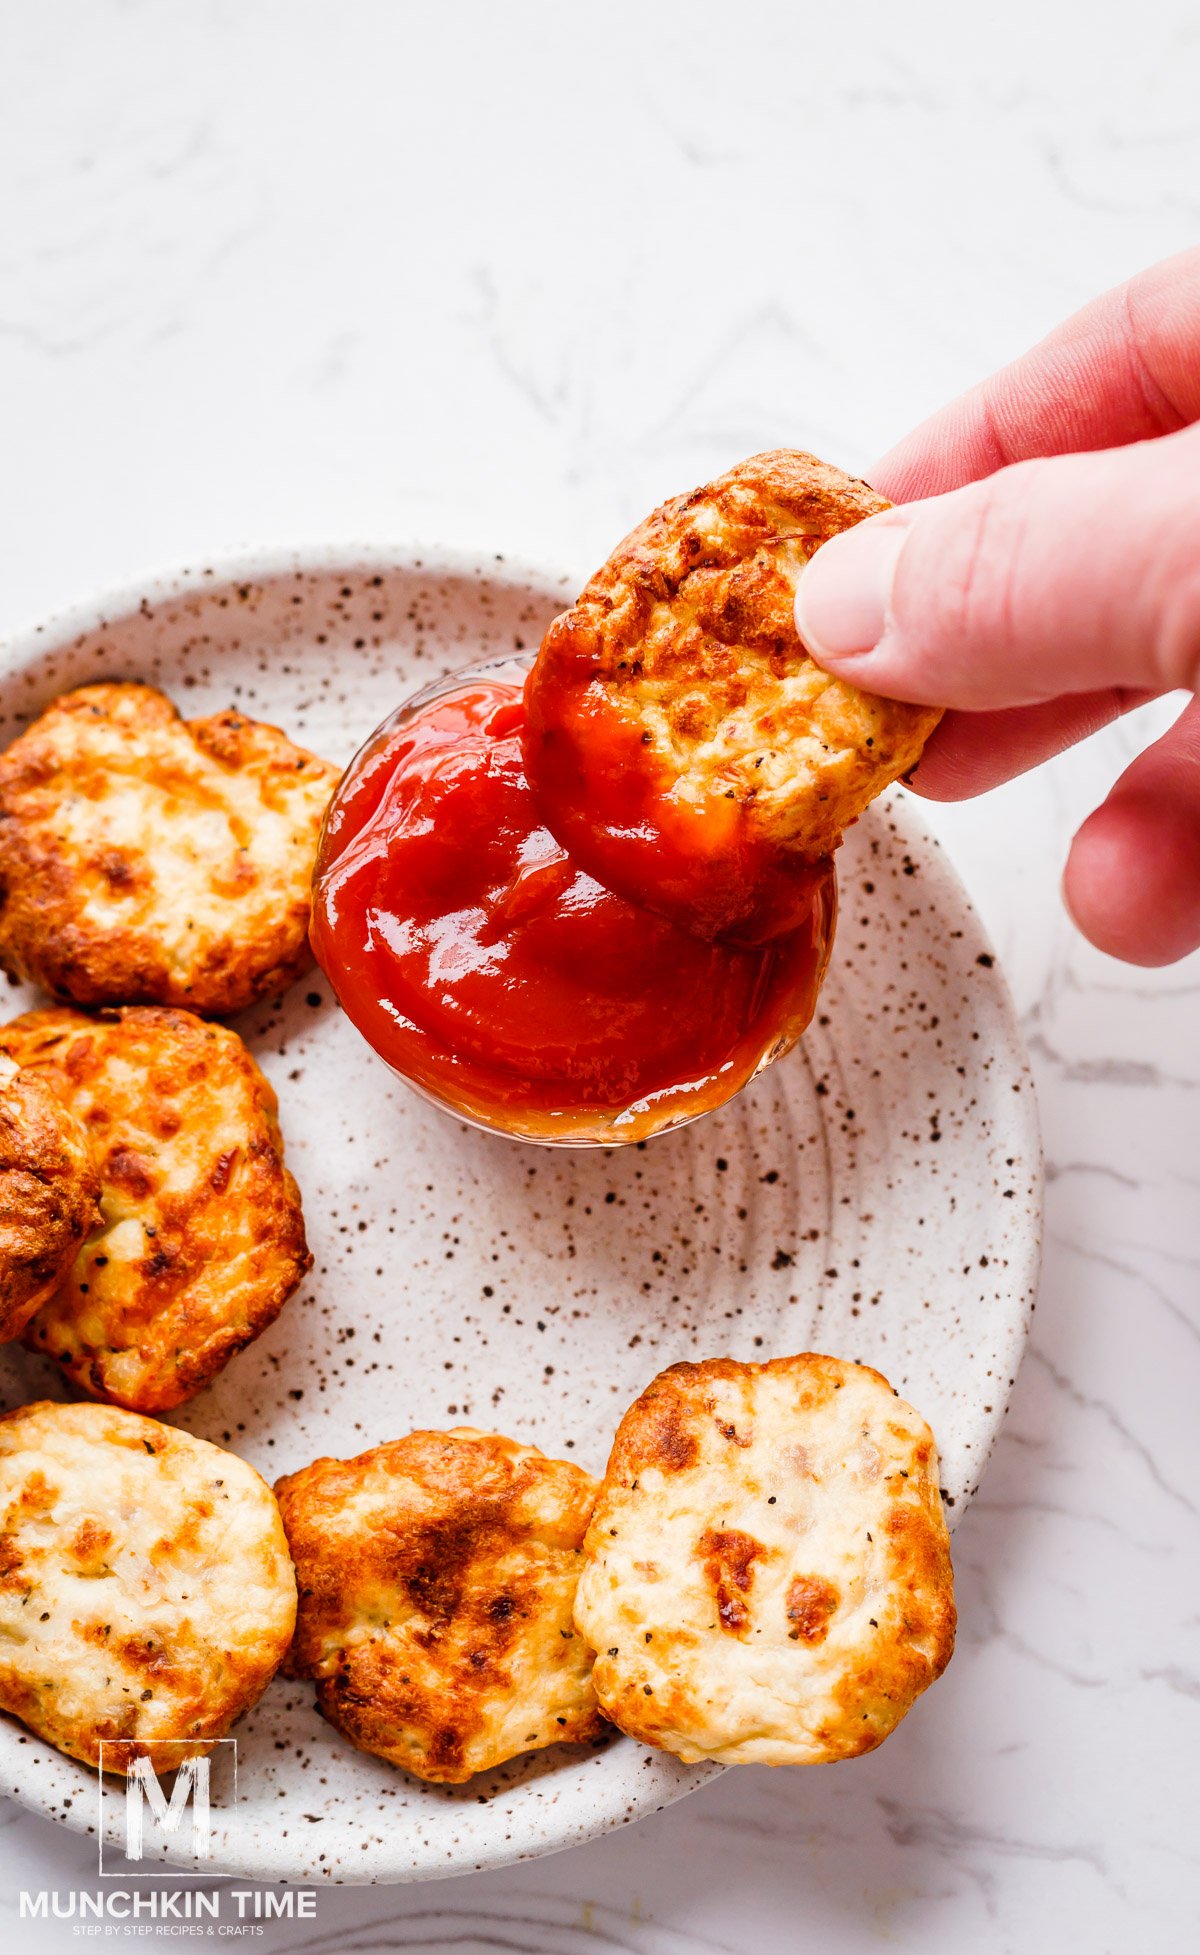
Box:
[794,424,1200,710]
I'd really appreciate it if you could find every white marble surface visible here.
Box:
[1,3,1197,1949]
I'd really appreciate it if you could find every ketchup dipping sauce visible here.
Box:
[311,656,836,1145]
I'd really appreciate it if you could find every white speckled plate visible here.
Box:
[0,549,1041,1883]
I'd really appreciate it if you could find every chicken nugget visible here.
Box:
[523,450,942,940]
[0,1055,99,1343]
[276,1427,603,1784]
[574,1353,955,1766]
[0,1006,310,1411]
[0,1399,296,1773]
[0,682,340,1012]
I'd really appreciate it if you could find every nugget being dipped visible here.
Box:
[574,1353,955,1766]
[0,682,340,1012]
[276,1428,603,1783]
[523,451,942,941]
[0,1006,311,1411]
[0,1054,98,1342]
[0,1400,296,1773]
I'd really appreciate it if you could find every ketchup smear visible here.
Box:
[522,619,833,945]
[311,671,837,1142]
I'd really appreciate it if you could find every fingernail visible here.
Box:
[794,515,911,666]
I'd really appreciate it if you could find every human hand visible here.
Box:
[793,248,1200,966]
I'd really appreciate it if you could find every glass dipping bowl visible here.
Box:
[311,654,837,1146]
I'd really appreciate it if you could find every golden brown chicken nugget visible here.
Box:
[0,1399,296,1773]
[574,1353,955,1766]
[276,1427,603,1784]
[0,682,340,1013]
[524,451,942,940]
[0,1006,311,1411]
[0,1055,99,1343]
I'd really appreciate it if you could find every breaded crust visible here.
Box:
[276,1427,603,1784]
[524,452,942,936]
[0,1055,99,1343]
[0,1006,311,1411]
[574,1353,955,1767]
[0,1399,297,1773]
[0,682,340,1013]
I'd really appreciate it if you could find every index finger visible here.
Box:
[870,246,1200,502]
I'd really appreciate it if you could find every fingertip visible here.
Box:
[894,717,986,802]
[794,518,909,671]
[1063,794,1200,966]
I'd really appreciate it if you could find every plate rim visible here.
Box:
[0,538,582,668]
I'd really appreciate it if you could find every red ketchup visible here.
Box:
[311,662,837,1143]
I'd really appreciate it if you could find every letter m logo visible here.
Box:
[125,1755,210,1859]
[97,1740,236,1873]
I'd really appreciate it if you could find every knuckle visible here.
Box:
[902,469,1035,683]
